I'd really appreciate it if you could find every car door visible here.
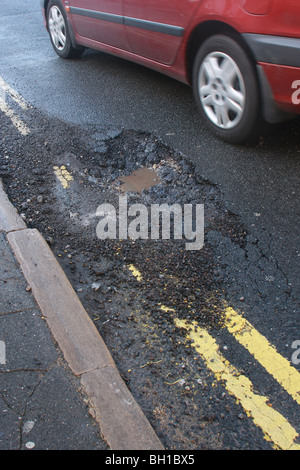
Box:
[123,0,198,65]
[69,0,130,50]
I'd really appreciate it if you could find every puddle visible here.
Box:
[117,167,162,193]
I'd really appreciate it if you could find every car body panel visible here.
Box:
[41,0,300,119]
[123,0,197,65]
[69,0,131,50]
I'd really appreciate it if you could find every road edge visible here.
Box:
[0,178,164,450]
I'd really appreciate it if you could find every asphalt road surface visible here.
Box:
[0,0,299,450]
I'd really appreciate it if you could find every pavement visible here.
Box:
[0,178,164,450]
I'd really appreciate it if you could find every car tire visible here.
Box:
[47,0,84,59]
[193,35,260,144]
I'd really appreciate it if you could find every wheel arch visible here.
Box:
[185,21,257,86]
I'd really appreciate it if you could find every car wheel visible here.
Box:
[193,35,260,144]
[47,0,83,59]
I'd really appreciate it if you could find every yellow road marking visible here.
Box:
[0,98,30,136]
[124,261,300,448]
[223,306,300,405]
[175,318,300,450]
[53,165,74,189]
[159,304,175,313]
[128,264,143,282]
[0,77,32,111]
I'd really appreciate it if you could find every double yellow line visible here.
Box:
[129,265,300,450]
[176,316,299,451]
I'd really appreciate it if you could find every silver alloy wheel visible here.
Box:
[198,52,246,129]
[48,5,66,51]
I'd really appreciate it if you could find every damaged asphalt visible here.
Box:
[0,0,299,450]
[0,100,299,449]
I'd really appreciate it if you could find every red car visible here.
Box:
[41,0,300,144]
